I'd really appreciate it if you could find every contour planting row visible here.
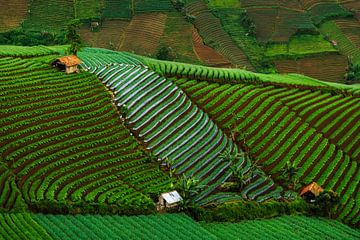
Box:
[0,163,26,212]
[184,0,254,70]
[175,78,360,225]
[87,63,238,202]
[202,215,360,240]
[86,62,282,203]
[280,90,360,160]
[320,21,360,64]
[0,57,170,212]
[119,13,167,56]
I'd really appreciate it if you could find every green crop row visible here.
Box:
[0,45,57,57]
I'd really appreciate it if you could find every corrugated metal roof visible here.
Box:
[161,191,182,204]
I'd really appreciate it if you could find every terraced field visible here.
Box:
[133,0,175,13]
[119,13,167,56]
[102,0,132,19]
[192,28,231,68]
[174,77,360,225]
[22,0,75,32]
[79,20,129,50]
[185,0,254,70]
[1,213,359,240]
[0,56,171,213]
[320,21,360,64]
[159,12,199,64]
[81,52,284,204]
[274,53,348,83]
[0,0,27,32]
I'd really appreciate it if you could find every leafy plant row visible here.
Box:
[0,57,172,214]
[176,77,359,225]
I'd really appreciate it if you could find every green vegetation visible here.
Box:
[206,0,241,8]
[66,19,83,55]
[74,0,104,20]
[320,21,360,65]
[0,56,172,215]
[102,0,132,19]
[203,215,360,240]
[22,0,75,32]
[134,0,175,13]
[211,8,272,72]
[174,75,360,225]
[0,45,57,57]
[309,3,353,25]
[0,213,52,239]
[1,213,359,239]
[266,35,337,58]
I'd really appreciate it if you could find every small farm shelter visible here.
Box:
[300,182,324,203]
[53,55,81,74]
[158,191,182,210]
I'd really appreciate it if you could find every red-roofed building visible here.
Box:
[53,55,81,74]
[300,182,324,203]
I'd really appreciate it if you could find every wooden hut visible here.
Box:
[157,190,182,210]
[53,55,81,74]
[300,182,324,203]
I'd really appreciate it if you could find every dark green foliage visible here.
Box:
[345,59,360,83]
[312,190,340,218]
[102,0,132,19]
[134,0,175,13]
[171,0,185,11]
[199,199,309,222]
[0,163,27,212]
[310,3,353,25]
[156,46,175,61]
[66,19,82,55]
[0,29,67,46]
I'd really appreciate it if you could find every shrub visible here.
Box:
[198,199,309,222]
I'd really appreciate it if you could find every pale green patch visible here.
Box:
[207,0,241,8]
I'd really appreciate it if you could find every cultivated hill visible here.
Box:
[0,45,359,229]
[1,0,360,84]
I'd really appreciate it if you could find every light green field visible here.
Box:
[266,35,337,57]
[207,0,241,8]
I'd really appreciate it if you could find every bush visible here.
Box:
[0,29,67,46]
[198,199,309,222]
[30,199,156,216]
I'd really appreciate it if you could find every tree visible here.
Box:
[120,104,129,119]
[66,19,82,55]
[164,157,176,178]
[176,174,204,212]
[345,57,360,83]
[314,190,340,218]
[280,161,300,189]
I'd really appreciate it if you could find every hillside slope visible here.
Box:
[0,54,172,214]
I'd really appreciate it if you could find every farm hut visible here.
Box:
[157,191,182,210]
[300,182,324,203]
[53,55,81,74]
